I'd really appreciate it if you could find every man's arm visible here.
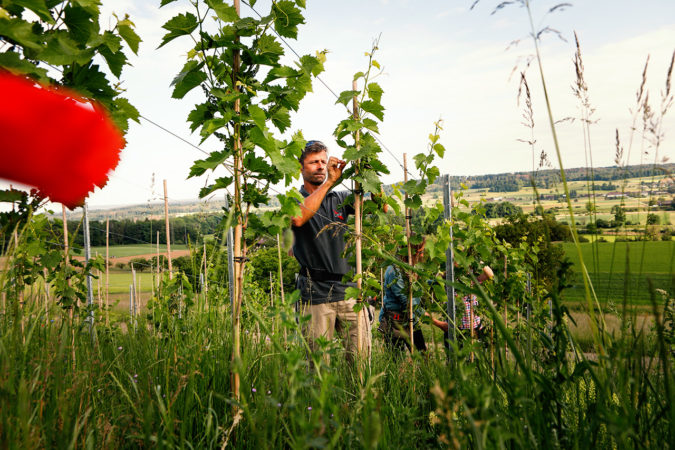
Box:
[291,156,346,228]
[425,312,449,332]
[291,182,332,228]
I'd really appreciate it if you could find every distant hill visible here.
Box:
[437,163,674,193]
[73,163,673,220]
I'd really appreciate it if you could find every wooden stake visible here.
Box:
[137,273,142,316]
[164,180,173,279]
[97,268,102,313]
[14,225,25,343]
[231,0,243,405]
[276,234,287,346]
[14,229,23,319]
[106,218,110,326]
[352,81,366,365]
[131,264,137,318]
[156,231,161,290]
[129,284,134,319]
[203,242,208,301]
[504,254,508,357]
[403,154,415,354]
[470,294,475,363]
[276,234,285,305]
[43,267,49,319]
[63,205,75,367]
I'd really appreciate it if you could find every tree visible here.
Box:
[484,201,523,218]
[495,214,572,292]
[596,218,611,229]
[248,246,299,294]
[160,0,323,403]
[129,257,149,272]
[646,213,661,225]
[611,205,626,226]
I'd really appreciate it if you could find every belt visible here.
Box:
[300,266,346,282]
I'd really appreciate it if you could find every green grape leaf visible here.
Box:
[98,45,126,78]
[256,33,284,56]
[13,0,53,23]
[117,23,140,55]
[187,102,214,133]
[65,62,115,101]
[189,152,229,178]
[0,52,48,80]
[63,4,94,45]
[367,82,383,103]
[405,195,422,210]
[205,0,238,22]
[198,176,233,198]
[335,89,359,106]
[361,118,379,133]
[360,100,384,121]
[272,0,304,39]
[159,12,198,48]
[71,0,101,13]
[243,153,273,175]
[298,54,323,77]
[41,32,95,65]
[0,18,43,50]
[360,171,381,194]
[0,190,24,203]
[171,60,207,98]
[248,104,267,129]
[199,117,229,141]
[270,107,291,132]
[264,65,298,82]
[110,97,139,134]
[96,30,121,52]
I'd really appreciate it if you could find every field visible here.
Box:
[561,241,673,303]
[452,174,670,213]
[90,243,189,258]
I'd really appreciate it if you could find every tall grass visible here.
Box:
[1,264,673,447]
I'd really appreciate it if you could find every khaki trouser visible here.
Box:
[302,299,371,364]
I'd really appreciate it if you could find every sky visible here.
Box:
[3,0,675,210]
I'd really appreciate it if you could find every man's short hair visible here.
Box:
[300,140,327,166]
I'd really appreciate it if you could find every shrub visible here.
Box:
[129,257,149,272]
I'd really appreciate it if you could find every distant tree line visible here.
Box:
[57,214,224,247]
[432,163,674,193]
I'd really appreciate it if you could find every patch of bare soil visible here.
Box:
[72,250,191,264]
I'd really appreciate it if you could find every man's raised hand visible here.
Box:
[327,156,347,185]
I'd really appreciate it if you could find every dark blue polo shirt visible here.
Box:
[292,186,355,304]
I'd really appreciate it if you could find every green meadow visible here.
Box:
[562,241,673,303]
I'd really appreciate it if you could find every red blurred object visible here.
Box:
[0,71,124,209]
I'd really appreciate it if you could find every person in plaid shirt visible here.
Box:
[428,265,494,340]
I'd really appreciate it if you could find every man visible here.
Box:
[290,140,369,363]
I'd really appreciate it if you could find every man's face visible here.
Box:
[301,150,327,186]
